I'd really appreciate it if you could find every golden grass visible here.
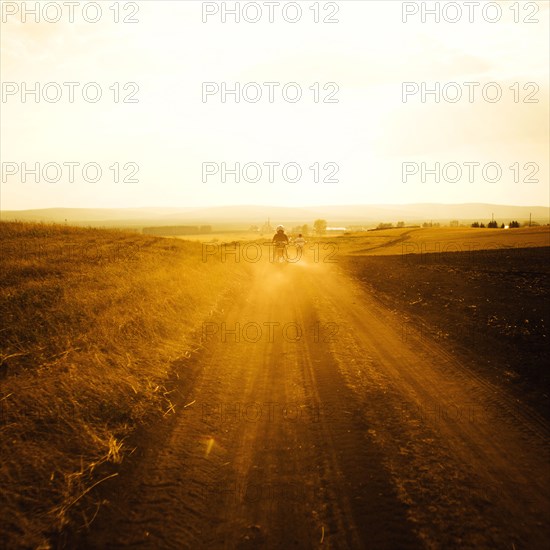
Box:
[0,221,252,548]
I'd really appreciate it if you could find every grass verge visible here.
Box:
[0,221,251,548]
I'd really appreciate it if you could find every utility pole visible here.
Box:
[529,213,532,227]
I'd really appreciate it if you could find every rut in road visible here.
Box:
[79,258,550,549]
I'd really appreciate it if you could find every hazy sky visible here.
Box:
[1,0,548,209]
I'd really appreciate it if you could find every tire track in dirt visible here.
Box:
[350,229,420,255]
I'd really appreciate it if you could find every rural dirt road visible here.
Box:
[79,252,550,549]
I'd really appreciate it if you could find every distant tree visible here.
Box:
[488,220,498,228]
[480,223,485,228]
[471,222,480,228]
[313,219,327,235]
[450,220,459,227]
[377,222,393,229]
[510,220,520,228]
[301,224,309,235]
[397,221,405,228]
[501,223,505,229]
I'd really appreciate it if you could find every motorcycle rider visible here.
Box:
[294,233,306,250]
[272,225,289,261]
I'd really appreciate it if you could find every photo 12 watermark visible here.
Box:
[201,1,340,24]
[202,82,339,103]
[1,162,140,184]
[1,82,140,104]
[201,321,340,343]
[0,240,143,264]
[200,400,325,425]
[400,397,525,426]
[1,1,140,23]
[402,82,540,104]
[0,396,78,427]
[401,1,540,24]
[202,162,339,184]
[199,480,322,509]
[401,162,539,184]
[400,319,478,346]
[201,241,339,263]
[400,241,543,265]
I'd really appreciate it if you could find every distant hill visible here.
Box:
[1,204,548,228]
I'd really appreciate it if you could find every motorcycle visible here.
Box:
[273,242,288,263]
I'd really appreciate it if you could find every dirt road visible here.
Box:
[79,253,550,549]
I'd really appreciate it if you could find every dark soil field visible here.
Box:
[341,246,550,421]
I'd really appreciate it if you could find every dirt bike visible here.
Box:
[273,242,288,263]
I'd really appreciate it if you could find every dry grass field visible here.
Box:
[0,222,252,548]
